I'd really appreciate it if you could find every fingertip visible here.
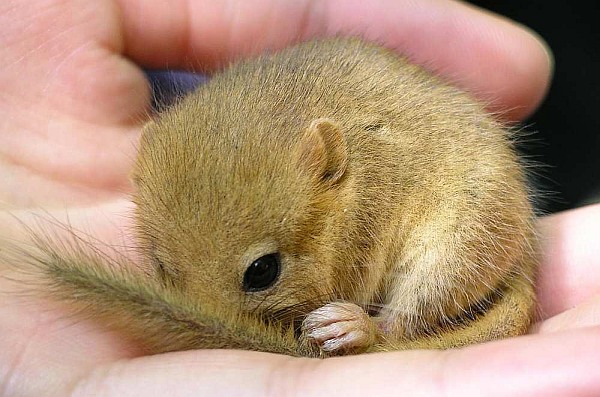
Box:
[536,204,600,319]
[482,14,554,121]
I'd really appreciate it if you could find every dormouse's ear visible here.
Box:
[296,118,347,184]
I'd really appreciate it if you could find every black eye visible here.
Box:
[243,253,281,292]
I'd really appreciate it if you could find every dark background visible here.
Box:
[149,3,599,214]
[469,1,600,213]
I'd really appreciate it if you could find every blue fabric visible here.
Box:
[146,70,208,111]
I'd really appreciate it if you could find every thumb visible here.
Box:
[68,327,600,397]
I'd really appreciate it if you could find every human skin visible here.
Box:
[1,1,599,396]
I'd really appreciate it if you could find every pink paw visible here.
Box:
[302,301,377,353]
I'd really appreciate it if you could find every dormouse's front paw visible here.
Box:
[302,301,377,353]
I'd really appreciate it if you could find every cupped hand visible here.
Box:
[3,1,596,397]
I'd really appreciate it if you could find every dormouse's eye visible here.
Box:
[243,253,281,292]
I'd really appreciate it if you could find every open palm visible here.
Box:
[2,1,599,396]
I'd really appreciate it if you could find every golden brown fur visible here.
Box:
[4,37,538,356]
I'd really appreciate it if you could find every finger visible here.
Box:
[115,0,552,121]
[66,327,600,397]
[535,204,600,320]
[1,0,149,124]
[531,295,600,334]
[1,1,146,204]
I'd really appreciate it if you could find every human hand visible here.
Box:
[3,1,595,396]
[4,205,600,396]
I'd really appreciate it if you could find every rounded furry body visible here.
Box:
[133,38,537,353]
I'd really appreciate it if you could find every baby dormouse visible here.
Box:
[10,38,537,356]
